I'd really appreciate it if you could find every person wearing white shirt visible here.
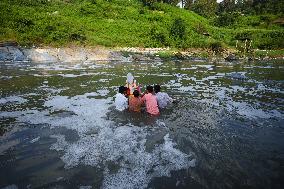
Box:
[154,84,173,109]
[115,86,128,111]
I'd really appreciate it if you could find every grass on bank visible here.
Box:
[254,49,284,58]
[0,0,283,51]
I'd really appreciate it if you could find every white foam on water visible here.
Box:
[201,75,222,81]
[181,67,197,70]
[97,89,110,96]
[32,73,52,77]
[79,186,92,189]
[0,76,14,80]
[230,85,246,92]
[38,86,67,94]
[174,73,187,78]
[18,93,194,188]
[227,101,283,119]
[214,87,229,100]
[156,120,166,127]
[24,93,39,96]
[58,73,79,78]
[211,87,283,119]
[88,64,105,69]
[195,65,212,69]
[178,86,195,92]
[172,83,182,87]
[50,135,69,151]
[43,95,112,134]
[1,185,18,189]
[0,96,27,105]
[98,79,109,82]
[49,122,195,189]
[256,83,283,94]
[56,177,64,181]
[100,133,195,189]
[30,137,40,143]
[182,76,196,81]
[1,91,195,188]
[57,72,99,78]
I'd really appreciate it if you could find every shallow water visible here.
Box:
[0,60,284,189]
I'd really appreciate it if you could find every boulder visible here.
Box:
[0,47,12,61]
[0,46,27,61]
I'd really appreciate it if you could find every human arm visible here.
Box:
[166,93,173,103]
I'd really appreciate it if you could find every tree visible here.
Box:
[217,0,284,15]
[140,0,180,6]
[191,0,218,17]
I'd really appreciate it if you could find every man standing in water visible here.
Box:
[154,84,173,109]
[115,86,128,111]
[141,85,159,116]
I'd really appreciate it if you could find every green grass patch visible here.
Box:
[255,49,284,58]
[155,50,175,59]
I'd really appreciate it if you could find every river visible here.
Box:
[0,59,283,189]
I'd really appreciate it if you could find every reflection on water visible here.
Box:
[0,60,284,189]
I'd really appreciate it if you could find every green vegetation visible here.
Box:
[254,49,284,58]
[0,0,283,51]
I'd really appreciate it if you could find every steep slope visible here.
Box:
[0,0,283,49]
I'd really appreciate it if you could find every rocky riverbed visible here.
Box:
[1,42,283,63]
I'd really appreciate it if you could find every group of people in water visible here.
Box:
[114,73,173,116]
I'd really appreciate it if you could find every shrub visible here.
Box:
[194,23,208,35]
[214,12,240,27]
[170,18,186,39]
[150,25,169,47]
[235,30,284,49]
[209,41,224,54]
[235,31,253,40]
[69,33,86,42]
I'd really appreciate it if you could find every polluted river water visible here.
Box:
[0,59,283,189]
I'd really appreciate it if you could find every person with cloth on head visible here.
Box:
[154,84,173,109]
[141,85,159,116]
[115,86,128,111]
[125,73,137,96]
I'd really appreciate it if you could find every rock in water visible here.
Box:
[0,46,26,61]
[225,54,238,62]
[9,46,26,61]
[0,47,11,61]
[227,72,247,80]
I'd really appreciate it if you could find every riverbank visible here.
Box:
[1,0,284,52]
[0,43,283,63]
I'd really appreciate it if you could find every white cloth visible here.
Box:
[156,92,173,109]
[115,93,128,111]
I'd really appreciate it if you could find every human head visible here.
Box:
[133,90,139,97]
[154,85,161,93]
[119,86,126,94]
[146,85,153,93]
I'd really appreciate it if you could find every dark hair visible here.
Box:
[119,86,126,94]
[146,85,153,93]
[133,90,139,97]
[154,85,161,93]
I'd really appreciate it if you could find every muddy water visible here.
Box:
[0,60,283,189]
